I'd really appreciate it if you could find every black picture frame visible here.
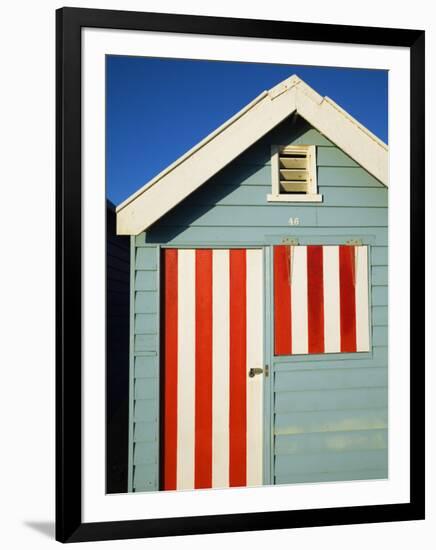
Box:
[56,7,425,543]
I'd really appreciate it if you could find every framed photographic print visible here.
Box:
[56,7,425,543]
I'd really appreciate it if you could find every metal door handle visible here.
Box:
[249,366,268,378]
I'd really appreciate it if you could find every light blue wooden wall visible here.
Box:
[129,115,388,491]
[128,242,160,491]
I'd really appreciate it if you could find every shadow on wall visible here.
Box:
[145,115,312,243]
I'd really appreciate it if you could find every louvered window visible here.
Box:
[267,144,322,202]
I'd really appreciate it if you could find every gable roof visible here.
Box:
[116,75,388,235]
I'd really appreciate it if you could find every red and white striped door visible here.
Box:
[274,244,370,356]
[162,248,264,491]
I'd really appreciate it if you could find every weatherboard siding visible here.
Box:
[129,242,160,492]
[130,116,388,491]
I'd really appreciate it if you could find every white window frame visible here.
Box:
[267,144,323,203]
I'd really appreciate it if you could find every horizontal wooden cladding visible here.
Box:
[276,468,387,485]
[275,428,387,455]
[318,166,384,187]
[134,421,157,442]
[317,147,359,167]
[135,246,158,269]
[133,441,158,465]
[134,355,158,378]
[212,164,382,190]
[142,227,389,246]
[274,366,387,392]
[133,463,157,490]
[237,128,334,166]
[134,334,158,352]
[372,266,388,285]
[274,449,387,475]
[274,387,387,414]
[188,184,387,208]
[135,270,157,291]
[273,347,387,370]
[372,306,388,326]
[134,399,158,422]
[274,407,388,436]
[372,286,388,306]
[134,378,158,400]
[372,326,388,347]
[134,313,157,335]
[135,291,158,314]
[371,246,388,266]
[156,204,387,227]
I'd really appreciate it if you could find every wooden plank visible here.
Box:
[372,266,388,286]
[372,306,388,326]
[318,166,384,187]
[275,468,387,485]
[274,387,387,413]
[189,184,387,208]
[371,246,388,266]
[275,449,387,475]
[321,187,387,207]
[134,270,157,291]
[134,356,158,379]
[133,463,157,490]
[135,378,158,400]
[317,147,359,167]
[134,399,158,422]
[135,247,157,270]
[145,226,389,246]
[134,313,157,335]
[275,429,387,455]
[134,421,157,442]
[373,326,388,346]
[317,207,387,227]
[273,346,387,370]
[372,286,388,306]
[291,128,334,146]
[158,204,318,227]
[274,366,387,392]
[274,408,388,436]
[135,291,157,314]
[214,164,270,186]
[134,334,157,352]
[133,441,158,465]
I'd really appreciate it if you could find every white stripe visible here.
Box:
[177,249,196,490]
[246,249,264,487]
[212,249,230,488]
[323,246,341,353]
[355,246,370,351]
[291,246,308,354]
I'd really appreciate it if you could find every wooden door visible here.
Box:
[161,248,264,491]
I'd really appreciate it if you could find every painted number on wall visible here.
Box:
[288,217,300,226]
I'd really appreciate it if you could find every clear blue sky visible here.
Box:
[106,56,388,205]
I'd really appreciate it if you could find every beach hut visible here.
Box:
[116,75,388,493]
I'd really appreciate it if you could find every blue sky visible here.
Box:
[106,56,388,205]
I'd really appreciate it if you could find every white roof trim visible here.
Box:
[116,75,388,235]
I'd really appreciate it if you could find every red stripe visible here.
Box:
[229,249,247,487]
[339,245,357,352]
[307,245,325,353]
[163,249,178,490]
[194,249,213,488]
[273,246,292,355]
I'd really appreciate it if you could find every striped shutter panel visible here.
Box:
[162,248,264,491]
[274,245,370,356]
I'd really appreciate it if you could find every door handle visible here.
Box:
[248,366,269,378]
